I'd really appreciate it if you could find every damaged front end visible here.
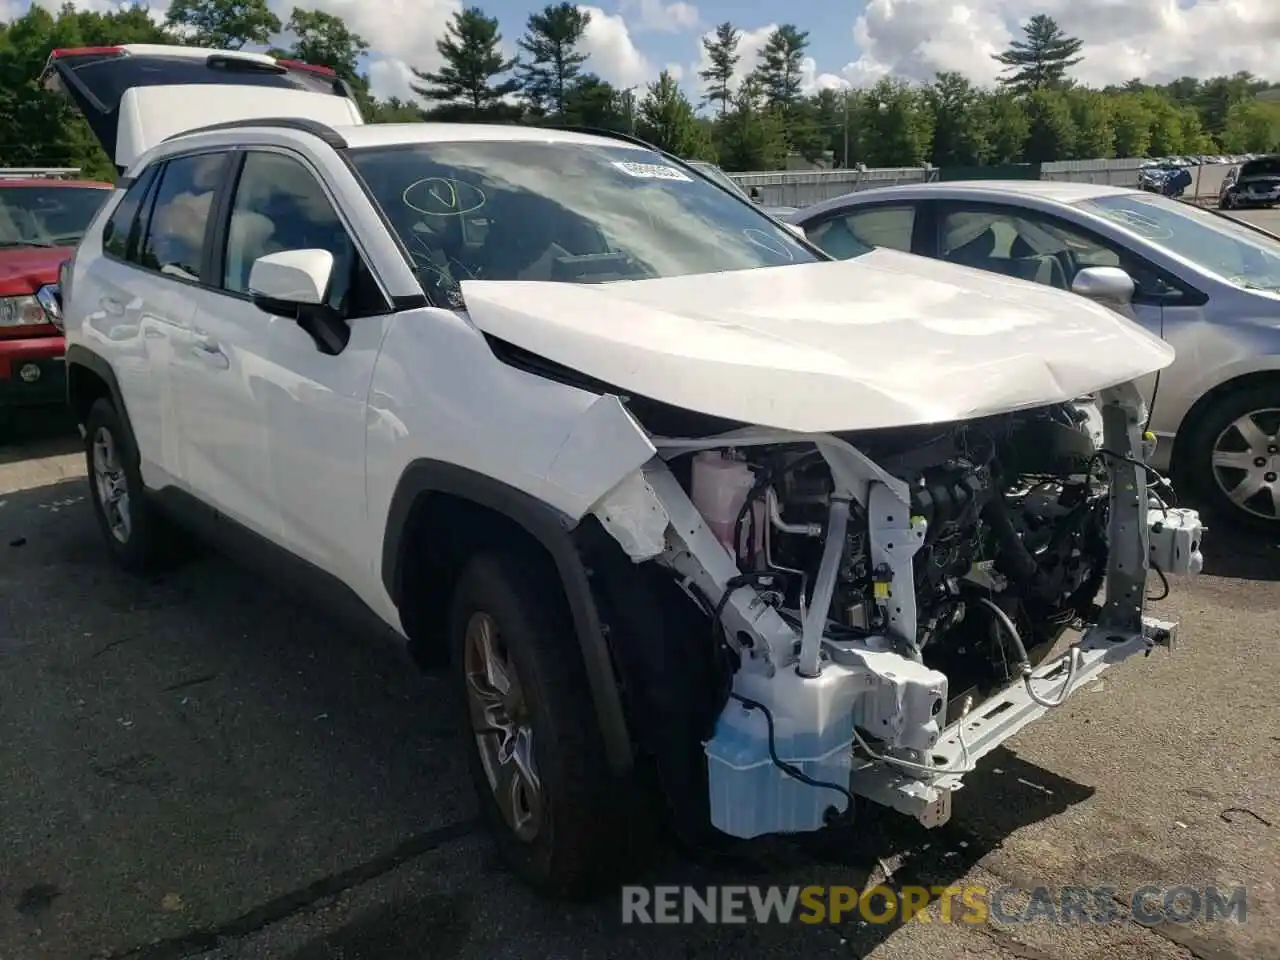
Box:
[586,383,1205,837]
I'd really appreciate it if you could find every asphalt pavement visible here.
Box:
[2,214,1279,960]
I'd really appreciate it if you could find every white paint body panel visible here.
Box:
[461,249,1175,434]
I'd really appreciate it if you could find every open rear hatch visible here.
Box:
[40,44,365,172]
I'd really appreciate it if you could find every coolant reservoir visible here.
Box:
[691,452,755,554]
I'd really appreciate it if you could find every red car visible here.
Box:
[0,173,113,430]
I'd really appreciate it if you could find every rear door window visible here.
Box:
[137,152,230,282]
[101,166,161,262]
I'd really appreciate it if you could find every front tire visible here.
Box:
[1181,383,1280,534]
[84,398,181,573]
[450,550,631,899]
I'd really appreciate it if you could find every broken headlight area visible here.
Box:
[589,383,1205,839]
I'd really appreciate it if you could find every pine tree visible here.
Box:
[412,6,521,117]
[698,21,740,118]
[516,2,592,116]
[751,25,809,111]
[992,15,1083,94]
[636,69,712,159]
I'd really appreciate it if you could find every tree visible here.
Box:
[1066,88,1115,159]
[164,0,279,49]
[857,77,933,167]
[367,98,426,123]
[1021,88,1076,163]
[808,88,848,165]
[927,72,988,166]
[1221,100,1280,153]
[0,5,172,178]
[752,24,808,111]
[698,21,740,118]
[516,2,591,116]
[1109,94,1153,157]
[268,8,374,113]
[979,91,1030,162]
[412,6,520,118]
[277,8,368,84]
[563,73,626,130]
[993,15,1083,94]
[714,78,787,171]
[636,69,712,159]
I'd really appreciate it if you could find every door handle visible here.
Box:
[190,334,229,368]
[101,297,124,316]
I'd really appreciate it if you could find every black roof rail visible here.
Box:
[162,116,348,148]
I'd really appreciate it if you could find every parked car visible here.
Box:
[1219,155,1280,210]
[48,44,1200,899]
[0,173,112,432]
[1138,162,1192,197]
[686,160,798,218]
[788,179,1280,531]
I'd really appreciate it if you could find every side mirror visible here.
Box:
[249,249,349,355]
[1071,266,1135,305]
[783,222,806,239]
[248,249,333,308]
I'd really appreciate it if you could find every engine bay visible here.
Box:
[588,381,1204,840]
[680,402,1112,723]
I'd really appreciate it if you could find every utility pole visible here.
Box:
[842,88,850,168]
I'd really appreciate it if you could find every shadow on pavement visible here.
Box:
[0,406,79,463]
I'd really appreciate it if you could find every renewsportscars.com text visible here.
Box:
[621,884,1249,926]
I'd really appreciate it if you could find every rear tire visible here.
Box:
[84,398,184,573]
[1179,382,1280,535]
[450,549,633,900]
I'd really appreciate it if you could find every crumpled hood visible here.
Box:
[460,247,1175,433]
[0,245,72,296]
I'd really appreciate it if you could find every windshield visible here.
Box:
[689,161,751,200]
[348,141,816,306]
[1075,192,1280,292]
[0,185,109,247]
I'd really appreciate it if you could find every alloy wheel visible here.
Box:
[92,426,132,543]
[1210,408,1280,522]
[463,611,544,842]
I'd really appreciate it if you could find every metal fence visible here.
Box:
[729,157,1232,209]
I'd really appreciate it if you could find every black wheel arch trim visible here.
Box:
[382,458,635,775]
[65,344,139,457]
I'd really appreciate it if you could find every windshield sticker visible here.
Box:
[403,177,487,217]
[612,160,693,182]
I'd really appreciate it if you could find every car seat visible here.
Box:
[1008,235,1068,289]
[946,226,999,270]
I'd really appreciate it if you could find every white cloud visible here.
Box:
[837,0,1280,90]
[619,0,699,34]
[299,0,459,99]
[578,5,653,89]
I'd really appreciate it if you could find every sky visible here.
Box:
[8,0,1280,108]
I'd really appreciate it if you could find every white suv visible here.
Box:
[49,44,1205,899]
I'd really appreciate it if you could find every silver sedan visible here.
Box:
[788,181,1280,532]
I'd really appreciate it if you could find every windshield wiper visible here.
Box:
[0,239,55,248]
